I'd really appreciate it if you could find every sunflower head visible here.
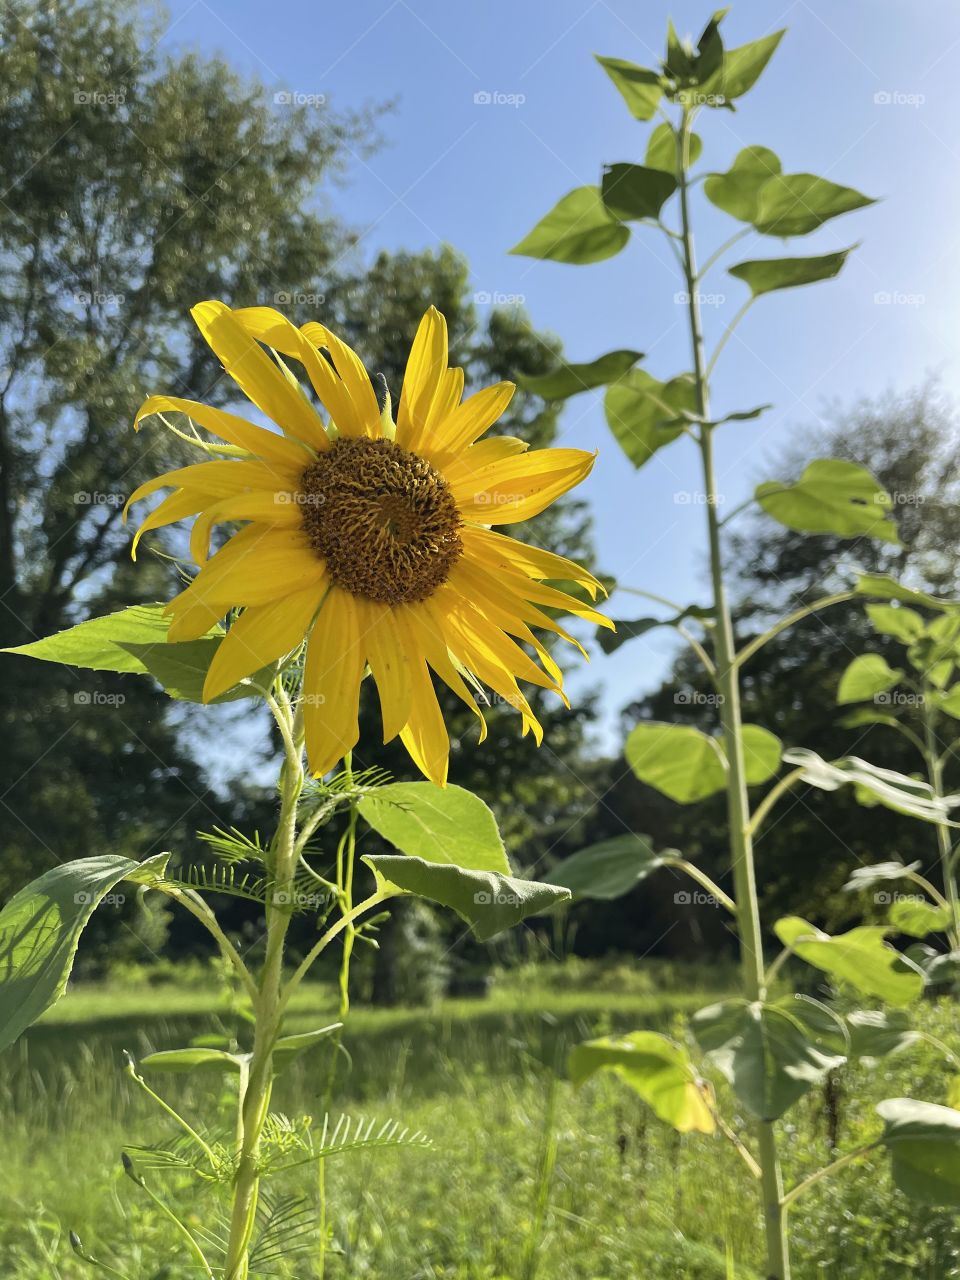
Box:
[126,301,611,785]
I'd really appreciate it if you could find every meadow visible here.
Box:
[3,960,957,1280]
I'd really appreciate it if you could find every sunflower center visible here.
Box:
[298,437,462,605]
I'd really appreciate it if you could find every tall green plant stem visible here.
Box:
[921,696,960,951]
[676,107,790,1280]
[223,686,305,1280]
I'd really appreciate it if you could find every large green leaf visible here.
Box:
[357,783,508,874]
[889,898,952,939]
[877,1099,960,1206]
[569,1031,714,1134]
[363,855,569,941]
[782,747,956,825]
[604,369,697,468]
[644,122,701,175]
[510,187,629,264]
[692,996,846,1120]
[0,853,169,1052]
[855,574,960,613]
[595,56,663,120]
[753,174,876,237]
[846,1010,918,1062]
[774,916,924,1007]
[626,722,780,803]
[700,30,785,102]
[625,723,725,803]
[601,163,676,221]
[704,146,781,222]
[121,638,276,704]
[756,459,898,543]
[2,605,185,673]
[548,835,679,901]
[865,604,925,644]
[837,654,903,705]
[517,349,643,401]
[730,248,855,297]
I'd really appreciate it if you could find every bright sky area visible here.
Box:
[155,0,960,748]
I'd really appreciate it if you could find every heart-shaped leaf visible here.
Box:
[358,783,508,874]
[510,187,630,264]
[774,916,923,1007]
[865,604,925,644]
[517,349,643,401]
[595,57,663,120]
[756,459,898,543]
[569,1031,714,1134]
[753,174,876,237]
[601,163,677,221]
[730,248,855,297]
[604,370,697,468]
[548,835,680,901]
[705,146,781,222]
[846,1010,918,1062]
[878,1098,960,1206]
[837,654,903,705]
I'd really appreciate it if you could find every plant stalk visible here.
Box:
[922,697,960,951]
[676,107,790,1280]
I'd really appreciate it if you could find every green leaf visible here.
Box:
[595,56,663,120]
[704,146,781,223]
[692,996,846,1120]
[120,638,276,704]
[597,605,713,655]
[855,574,960,613]
[837,654,903,705]
[782,747,955,825]
[1,605,196,673]
[363,855,569,942]
[517,349,643,401]
[730,247,856,297]
[701,30,786,102]
[645,122,702,175]
[548,835,679,901]
[838,708,901,731]
[865,603,925,644]
[625,723,726,803]
[890,898,952,939]
[846,1010,918,1062]
[601,163,676,221]
[272,1024,343,1072]
[935,687,960,720]
[774,916,924,1007]
[753,174,876,237]
[357,783,509,875]
[878,1098,960,1206]
[0,853,169,1052]
[569,1031,714,1134]
[604,370,697,468]
[625,722,780,802]
[140,1047,245,1075]
[755,458,899,543]
[510,186,630,264]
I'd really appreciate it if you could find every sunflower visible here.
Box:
[126,301,611,785]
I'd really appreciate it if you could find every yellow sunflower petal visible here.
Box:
[463,525,605,599]
[191,301,326,449]
[131,488,212,560]
[175,526,326,608]
[357,597,413,744]
[189,490,302,564]
[440,436,529,486]
[202,581,327,702]
[427,381,515,462]
[125,460,302,523]
[396,306,448,451]
[398,647,449,787]
[454,448,596,524]
[406,602,487,743]
[449,558,584,661]
[299,320,381,437]
[302,588,366,776]
[135,395,309,468]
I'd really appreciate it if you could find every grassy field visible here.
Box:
[2,959,959,1279]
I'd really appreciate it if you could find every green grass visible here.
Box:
[2,961,959,1279]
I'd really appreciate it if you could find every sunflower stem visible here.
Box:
[676,105,791,1279]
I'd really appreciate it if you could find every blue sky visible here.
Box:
[157,0,960,745]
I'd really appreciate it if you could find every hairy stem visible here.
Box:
[677,107,791,1280]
